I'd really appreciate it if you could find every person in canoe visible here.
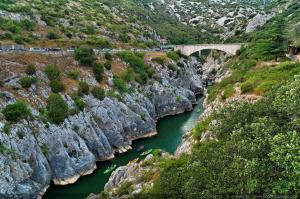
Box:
[136,145,145,152]
[140,149,153,156]
[103,164,117,174]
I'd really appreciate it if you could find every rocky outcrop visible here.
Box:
[246,13,274,33]
[0,56,205,198]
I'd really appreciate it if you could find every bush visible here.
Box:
[168,64,177,71]
[2,101,30,122]
[93,63,104,82]
[0,80,3,87]
[46,32,60,40]
[167,51,180,62]
[66,70,80,80]
[152,57,166,65]
[74,46,96,66]
[91,87,105,100]
[118,51,152,84]
[19,76,37,88]
[113,76,128,93]
[105,52,112,61]
[71,93,85,111]
[241,79,257,94]
[50,80,65,93]
[25,64,36,75]
[44,64,60,81]
[78,81,89,96]
[47,94,68,124]
[104,61,112,70]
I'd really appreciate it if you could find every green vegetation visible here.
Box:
[25,64,36,75]
[105,52,112,61]
[113,76,128,93]
[66,70,80,80]
[46,32,60,40]
[166,51,180,62]
[19,76,37,88]
[153,76,300,198]
[104,61,112,70]
[93,63,104,82]
[2,101,30,122]
[71,92,86,112]
[118,51,154,84]
[74,46,96,66]
[91,87,105,100]
[44,64,61,81]
[47,93,68,124]
[50,80,65,93]
[78,81,89,96]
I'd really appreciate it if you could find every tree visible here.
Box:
[44,64,61,81]
[47,94,68,124]
[93,63,104,82]
[2,101,30,122]
[25,64,36,75]
[78,81,89,96]
[91,87,105,100]
[74,46,96,66]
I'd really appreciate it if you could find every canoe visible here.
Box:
[140,149,153,156]
[103,164,117,174]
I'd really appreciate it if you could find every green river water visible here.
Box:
[44,97,204,199]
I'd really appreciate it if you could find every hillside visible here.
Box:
[0,0,299,199]
[0,0,273,48]
[95,1,300,198]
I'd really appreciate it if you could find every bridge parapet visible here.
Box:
[174,43,245,56]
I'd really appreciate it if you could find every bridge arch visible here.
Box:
[174,44,242,56]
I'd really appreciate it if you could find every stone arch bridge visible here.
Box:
[174,44,244,56]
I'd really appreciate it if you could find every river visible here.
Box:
[44,97,204,199]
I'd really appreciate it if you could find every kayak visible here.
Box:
[140,149,153,156]
[103,164,117,174]
[136,145,145,152]
[196,108,201,113]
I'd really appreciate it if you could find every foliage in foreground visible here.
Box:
[47,93,68,124]
[152,77,300,198]
[2,101,30,122]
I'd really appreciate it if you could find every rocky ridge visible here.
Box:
[89,52,231,199]
[0,53,204,198]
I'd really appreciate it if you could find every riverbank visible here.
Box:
[43,97,204,199]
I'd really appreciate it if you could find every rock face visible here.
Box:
[246,13,274,33]
[0,56,205,198]
[96,52,229,199]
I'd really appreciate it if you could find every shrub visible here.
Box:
[78,81,89,96]
[91,87,105,100]
[221,84,235,100]
[93,63,104,82]
[241,79,257,94]
[104,61,112,70]
[50,80,65,93]
[2,101,30,122]
[46,32,60,40]
[47,93,68,124]
[44,64,60,81]
[66,70,80,80]
[0,80,3,87]
[152,57,166,65]
[71,93,85,111]
[168,64,177,71]
[25,64,36,75]
[74,46,96,66]
[105,52,112,61]
[20,76,37,88]
[167,51,180,62]
[113,76,128,93]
